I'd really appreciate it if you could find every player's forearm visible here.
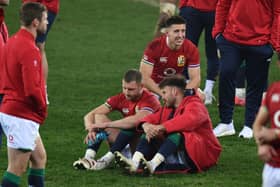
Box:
[107,117,137,129]
[142,77,162,97]
[84,113,95,129]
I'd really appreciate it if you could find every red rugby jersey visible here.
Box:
[0,29,47,124]
[263,82,280,168]
[105,89,161,117]
[142,35,200,84]
[179,0,218,11]
[212,0,280,52]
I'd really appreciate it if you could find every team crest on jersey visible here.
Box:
[272,94,280,103]
[160,57,168,63]
[122,108,129,114]
[177,55,185,67]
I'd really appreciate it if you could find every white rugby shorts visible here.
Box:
[262,163,280,187]
[0,112,39,151]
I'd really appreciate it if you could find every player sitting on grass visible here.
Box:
[73,69,160,170]
[115,75,222,175]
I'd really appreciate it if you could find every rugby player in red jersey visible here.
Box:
[73,69,161,171]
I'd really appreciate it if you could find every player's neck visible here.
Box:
[21,26,37,39]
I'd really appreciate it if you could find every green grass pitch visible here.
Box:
[0,0,279,186]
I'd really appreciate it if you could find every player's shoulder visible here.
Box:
[147,35,165,50]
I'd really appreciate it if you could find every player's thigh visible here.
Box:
[262,164,280,187]
[105,128,120,144]
[7,147,32,175]
[30,135,47,169]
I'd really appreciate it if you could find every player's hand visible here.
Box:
[84,130,96,144]
[143,123,161,142]
[257,128,277,144]
[258,144,278,162]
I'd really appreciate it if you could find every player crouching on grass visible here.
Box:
[115,75,222,175]
[73,69,161,171]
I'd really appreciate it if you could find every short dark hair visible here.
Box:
[159,75,186,91]
[123,69,142,84]
[20,2,47,27]
[165,15,186,28]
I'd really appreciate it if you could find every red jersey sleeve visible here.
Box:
[212,0,231,38]
[105,94,121,111]
[142,38,162,66]
[185,40,200,68]
[137,93,160,114]
[21,48,46,112]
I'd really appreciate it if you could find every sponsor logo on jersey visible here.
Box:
[163,68,176,76]
[177,55,185,67]
[122,108,129,114]
[160,57,168,63]
[272,94,280,103]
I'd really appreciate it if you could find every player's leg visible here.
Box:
[240,44,272,138]
[213,35,242,137]
[114,134,159,173]
[179,6,203,84]
[28,135,46,187]
[140,133,182,175]
[0,113,39,187]
[235,63,246,106]
[1,148,31,187]
[203,11,219,104]
[93,130,137,170]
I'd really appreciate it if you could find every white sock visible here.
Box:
[235,88,245,98]
[84,149,96,160]
[204,80,215,93]
[100,151,114,163]
[149,153,165,171]
[132,151,144,168]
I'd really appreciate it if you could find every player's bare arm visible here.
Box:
[186,67,201,89]
[90,110,152,130]
[140,62,162,97]
[83,104,111,130]
[253,106,269,145]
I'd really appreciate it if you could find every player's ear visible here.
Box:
[32,18,40,27]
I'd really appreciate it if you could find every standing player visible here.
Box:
[253,77,280,187]
[0,0,9,149]
[179,0,219,105]
[212,0,280,138]
[140,15,201,99]
[154,0,178,38]
[115,75,221,175]
[0,2,48,187]
[73,69,160,170]
[22,0,60,104]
